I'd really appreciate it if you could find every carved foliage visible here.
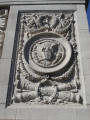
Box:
[0,9,8,57]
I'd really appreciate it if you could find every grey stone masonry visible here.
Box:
[0,0,90,120]
[0,0,85,5]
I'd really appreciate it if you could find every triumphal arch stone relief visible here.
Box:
[0,0,90,120]
[12,11,83,105]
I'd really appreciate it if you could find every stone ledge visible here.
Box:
[0,0,85,5]
[0,106,90,120]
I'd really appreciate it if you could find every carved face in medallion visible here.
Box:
[30,39,65,68]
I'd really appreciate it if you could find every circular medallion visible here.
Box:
[23,32,72,74]
[30,39,65,68]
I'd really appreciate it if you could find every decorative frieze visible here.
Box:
[12,11,83,105]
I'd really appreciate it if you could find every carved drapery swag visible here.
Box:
[12,11,83,105]
[0,9,8,57]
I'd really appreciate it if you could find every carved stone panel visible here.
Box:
[0,9,8,58]
[12,11,83,105]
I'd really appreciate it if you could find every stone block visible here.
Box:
[0,75,9,85]
[85,84,90,104]
[76,5,87,20]
[10,4,76,11]
[76,17,89,30]
[0,59,12,75]
[76,108,90,120]
[6,18,17,31]
[16,107,76,120]
[84,75,90,85]
[85,84,90,96]
[76,6,89,30]
[1,37,15,59]
[76,10,87,18]
[78,37,90,51]
[5,30,16,38]
[86,96,90,105]
[0,0,85,5]
[0,105,16,120]
[0,85,8,103]
[77,5,86,13]
[8,12,18,19]
[82,59,90,75]
[81,51,90,59]
[77,30,90,37]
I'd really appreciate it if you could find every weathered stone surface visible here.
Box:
[0,0,86,5]
[0,1,90,120]
[76,107,90,120]
[0,105,16,120]
[10,5,77,12]
[81,51,90,59]
[82,59,90,75]
[11,11,84,105]
[0,85,8,103]
[0,75,10,85]
[16,107,76,120]
[84,75,90,84]
[79,37,90,51]
[0,59,12,75]
[1,36,16,59]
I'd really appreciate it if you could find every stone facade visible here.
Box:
[0,0,90,120]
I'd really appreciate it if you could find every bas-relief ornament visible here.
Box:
[12,12,83,105]
[30,39,65,68]
[0,9,8,57]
